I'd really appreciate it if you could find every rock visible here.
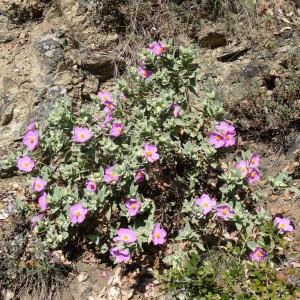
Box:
[198,32,227,49]
[57,0,119,49]
[81,53,115,80]
[0,103,14,126]
[217,47,250,62]
[82,75,99,98]
[34,33,65,78]
[0,0,49,24]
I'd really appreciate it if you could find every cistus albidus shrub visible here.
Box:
[14,41,296,283]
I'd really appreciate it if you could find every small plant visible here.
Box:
[9,40,297,298]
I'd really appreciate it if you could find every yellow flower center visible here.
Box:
[145,150,152,157]
[123,235,129,241]
[241,167,246,172]
[131,203,137,209]
[75,210,81,217]
[203,202,209,208]
[154,232,160,239]
[250,172,255,178]
[29,136,35,143]
[257,250,264,257]
[79,133,86,140]
[23,162,29,168]
[225,134,231,141]
[35,183,41,189]
[215,135,222,141]
[250,159,255,165]
[222,209,228,215]
[278,223,286,229]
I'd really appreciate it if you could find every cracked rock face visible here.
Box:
[0,0,51,24]
[0,0,118,153]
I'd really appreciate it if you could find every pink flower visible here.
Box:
[102,113,114,128]
[195,194,216,215]
[104,100,116,113]
[86,180,97,193]
[134,168,145,184]
[72,127,92,143]
[223,132,236,147]
[125,198,141,216]
[209,121,236,148]
[138,66,152,79]
[216,204,234,220]
[97,91,113,104]
[31,214,44,228]
[170,103,181,118]
[236,160,249,177]
[38,192,48,212]
[23,130,39,151]
[215,121,235,134]
[209,132,225,149]
[151,223,167,245]
[147,41,167,56]
[103,166,120,184]
[24,122,36,133]
[69,203,88,224]
[248,153,260,168]
[110,123,124,137]
[273,217,294,234]
[144,143,159,163]
[250,247,266,262]
[110,247,131,263]
[113,228,137,244]
[17,156,35,173]
[246,168,260,184]
[32,177,47,192]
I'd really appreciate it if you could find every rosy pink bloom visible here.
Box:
[209,132,225,148]
[246,168,260,184]
[236,160,249,177]
[273,217,294,234]
[138,66,152,79]
[69,203,88,224]
[32,177,47,192]
[72,127,92,143]
[102,113,114,128]
[104,100,116,114]
[25,122,36,133]
[170,103,181,118]
[113,228,137,244]
[215,121,235,134]
[144,143,159,163]
[248,153,260,168]
[103,166,120,184]
[23,130,39,151]
[148,41,167,56]
[38,192,48,212]
[86,180,97,193]
[31,214,44,228]
[151,223,167,245]
[17,156,35,173]
[209,121,236,148]
[110,123,124,137]
[250,247,266,262]
[216,204,234,220]
[195,194,216,215]
[97,91,113,104]
[125,198,141,216]
[134,168,145,184]
[110,247,131,263]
